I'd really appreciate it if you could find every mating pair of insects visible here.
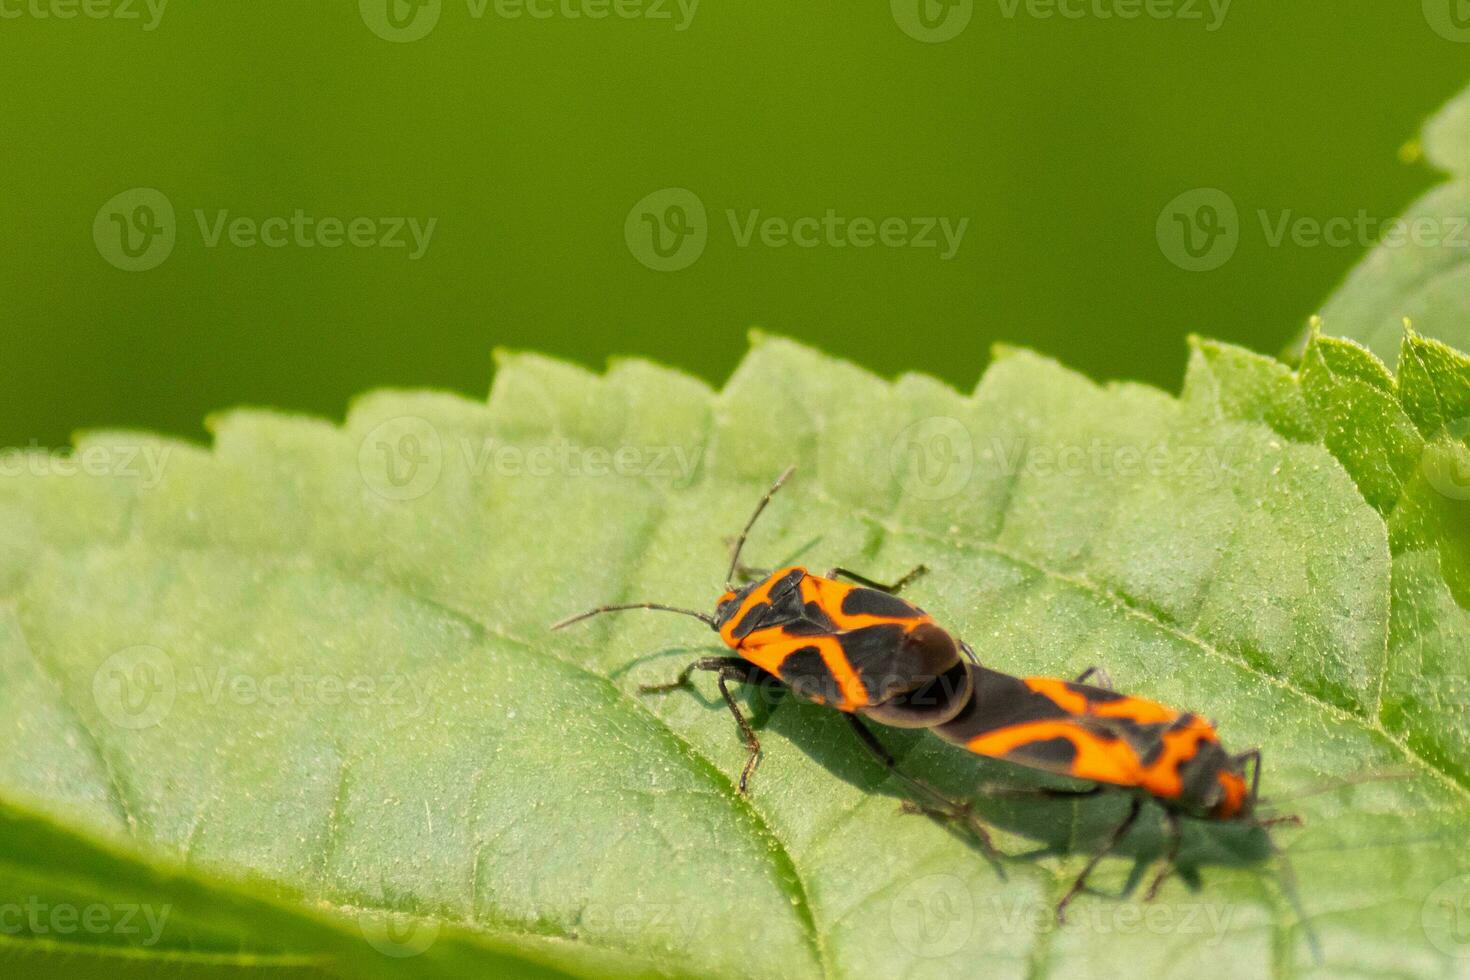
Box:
[553,468,1295,921]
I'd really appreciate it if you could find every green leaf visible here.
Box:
[1184,328,1470,797]
[1312,82,1470,359]
[3,335,1470,977]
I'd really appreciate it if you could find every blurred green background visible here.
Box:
[4,1,1467,448]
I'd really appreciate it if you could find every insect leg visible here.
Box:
[1072,666,1114,690]
[826,564,929,594]
[1234,748,1263,805]
[637,656,750,694]
[983,784,1105,801]
[719,536,772,584]
[844,715,1004,872]
[639,656,772,795]
[1144,810,1183,902]
[732,562,772,585]
[1231,747,1303,826]
[1256,814,1303,829]
[1056,795,1144,922]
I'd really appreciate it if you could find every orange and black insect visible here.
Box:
[930,662,1299,919]
[553,468,1301,921]
[552,467,993,849]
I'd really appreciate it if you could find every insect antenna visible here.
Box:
[725,466,796,590]
[551,603,718,631]
[1253,768,1415,811]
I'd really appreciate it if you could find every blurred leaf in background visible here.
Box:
[1314,81,1470,360]
[3,2,1470,446]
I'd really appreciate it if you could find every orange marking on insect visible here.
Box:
[967,720,1145,787]
[1024,677,1181,726]
[717,567,796,647]
[1215,770,1248,819]
[1023,677,1091,715]
[806,576,931,631]
[1093,697,1182,726]
[812,636,870,712]
[1139,721,1219,800]
[731,631,870,711]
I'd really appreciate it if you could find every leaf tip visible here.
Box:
[1186,333,1216,356]
[746,326,774,349]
